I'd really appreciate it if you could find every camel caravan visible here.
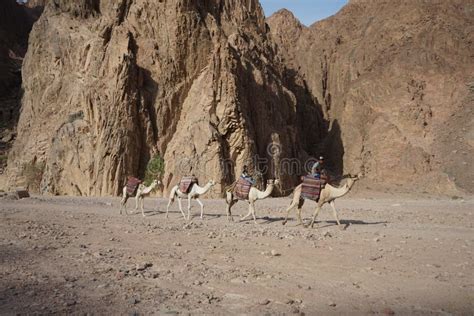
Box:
[119,156,361,228]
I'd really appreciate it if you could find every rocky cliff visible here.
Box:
[0,0,35,125]
[7,0,324,196]
[0,0,41,178]
[268,0,474,194]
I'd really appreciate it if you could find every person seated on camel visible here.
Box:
[311,156,325,179]
[241,165,256,185]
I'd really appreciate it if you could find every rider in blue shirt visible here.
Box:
[311,156,325,179]
[241,165,256,185]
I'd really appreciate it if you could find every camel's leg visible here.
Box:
[187,196,192,220]
[296,199,305,226]
[123,194,131,215]
[166,198,173,218]
[225,195,236,222]
[250,202,258,224]
[177,198,187,220]
[120,195,128,215]
[226,202,236,222]
[141,197,146,217]
[196,198,204,219]
[125,196,130,215]
[329,200,341,227]
[282,200,297,225]
[133,194,140,213]
[308,203,323,228]
[240,201,253,222]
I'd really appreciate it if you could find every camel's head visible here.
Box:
[351,172,363,181]
[151,179,160,187]
[345,173,362,186]
[208,180,216,186]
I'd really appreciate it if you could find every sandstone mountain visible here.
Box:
[268,0,474,194]
[6,0,473,196]
[6,0,325,196]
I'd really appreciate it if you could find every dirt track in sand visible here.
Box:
[0,194,473,315]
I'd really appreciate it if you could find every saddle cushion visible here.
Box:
[126,176,142,196]
[301,175,326,201]
[179,176,198,193]
[234,177,252,200]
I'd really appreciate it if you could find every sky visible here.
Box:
[260,0,348,26]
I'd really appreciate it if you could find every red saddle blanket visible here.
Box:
[234,177,252,200]
[301,176,326,201]
[126,177,142,196]
[179,176,198,193]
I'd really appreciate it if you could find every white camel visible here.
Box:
[166,180,216,220]
[225,179,280,224]
[119,179,160,217]
[282,174,361,228]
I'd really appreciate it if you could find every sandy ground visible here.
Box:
[0,193,473,315]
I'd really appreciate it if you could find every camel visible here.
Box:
[166,180,216,220]
[225,179,280,224]
[282,174,361,228]
[119,179,160,217]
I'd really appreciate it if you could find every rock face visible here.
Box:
[0,0,36,126]
[7,0,324,196]
[0,0,41,178]
[268,0,474,194]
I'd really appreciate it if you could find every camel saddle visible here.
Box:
[126,176,142,196]
[179,176,198,193]
[301,175,327,201]
[234,177,252,200]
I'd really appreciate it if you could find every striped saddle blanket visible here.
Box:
[126,176,142,196]
[301,176,326,201]
[234,177,252,200]
[179,176,198,193]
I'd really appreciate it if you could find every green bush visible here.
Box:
[144,154,165,186]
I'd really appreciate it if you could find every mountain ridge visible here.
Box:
[268,0,474,194]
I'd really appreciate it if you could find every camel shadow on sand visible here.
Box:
[257,217,388,228]
[317,219,388,229]
[145,209,224,219]
[124,210,388,229]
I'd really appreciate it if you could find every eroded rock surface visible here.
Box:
[7,0,324,196]
[268,0,474,193]
[0,0,42,179]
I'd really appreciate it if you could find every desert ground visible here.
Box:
[0,193,473,315]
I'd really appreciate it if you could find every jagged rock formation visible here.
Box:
[7,0,324,196]
[0,0,36,125]
[268,0,474,194]
[0,0,41,178]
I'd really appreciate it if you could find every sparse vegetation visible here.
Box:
[144,154,165,186]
